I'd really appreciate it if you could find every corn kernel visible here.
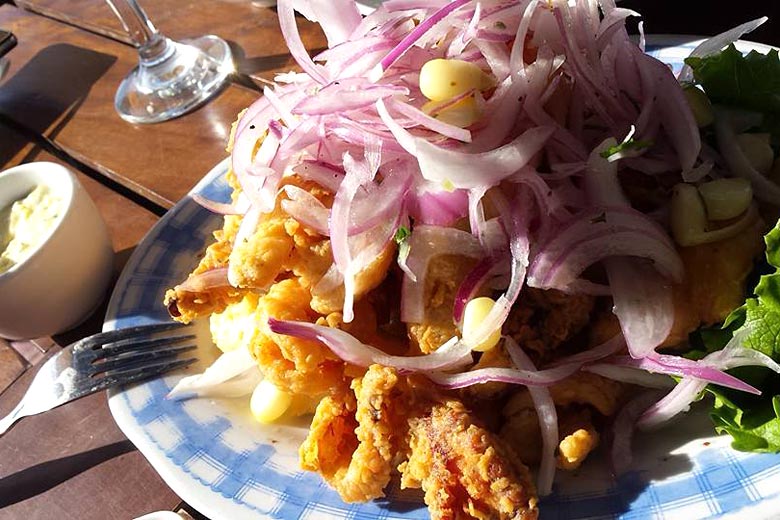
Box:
[670,183,708,247]
[736,133,774,175]
[697,178,752,221]
[462,296,502,352]
[682,85,714,127]
[250,380,292,424]
[422,96,481,128]
[419,59,494,102]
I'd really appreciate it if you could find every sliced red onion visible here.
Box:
[583,363,674,389]
[191,193,249,215]
[505,337,558,496]
[167,346,260,400]
[635,378,705,431]
[426,362,580,389]
[606,257,675,359]
[548,334,626,368]
[610,391,663,476]
[175,267,230,293]
[293,81,410,116]
[373,0,470,79]
[409,186,469,226]
[291,0,361,48]
[379,98,555,188]
[268,318,474,371]
[385,98,472,142]
[293,160,345,192]
[401,225,485,322]
[330,146,381,323]
[678,17,769,83]
[281,185,330,235]
[452,256,499,323]
[228,205,263,287]
[608,355,759,395]
[278,0,329,84]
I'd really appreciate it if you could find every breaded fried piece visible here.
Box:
[401,399,538,520]
[164,213,246,323]
[505,288,595,361]
[165,176,335,323]
[310,242,397,315]
[301,366,538,519]
[664,217,764,348]
[250,278,348,396]
[408,254,478,354]
[228,177,334,291]
[301,365,416,502]
[500,373,623,467]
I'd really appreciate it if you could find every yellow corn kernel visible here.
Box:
[250,380,292,424]
[419,59,494,102]
[736,133,774,175]
[462,296,502,352]
[422,95,481,128]
[670,183,708,247]
[697,178,752,221]
[682,85,714,127]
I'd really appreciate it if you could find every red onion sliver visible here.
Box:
[191,193,248,215]
[426,363,581,389]
[268,318,473,371]
[505,337,558,496]
[175,267,231,293]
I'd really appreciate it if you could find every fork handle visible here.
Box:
[0,401,26,437]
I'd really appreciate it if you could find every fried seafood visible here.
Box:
[401,398,538,520]
[301,365,539,519]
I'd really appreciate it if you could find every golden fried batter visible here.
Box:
[408,254,479,354]
[401,399,538,520]
[500,373,623,467]
[664,217,764,347]
[301,365,415,502]
[505,288,595,361]
[250,278,348,396]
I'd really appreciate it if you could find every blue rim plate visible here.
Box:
[106,38,780,520]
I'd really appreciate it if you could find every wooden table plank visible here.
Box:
[0,3,259,208]
[15,0,327,83]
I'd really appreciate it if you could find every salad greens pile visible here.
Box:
[685,44,780,451]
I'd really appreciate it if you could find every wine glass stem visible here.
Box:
[105,0,173,65]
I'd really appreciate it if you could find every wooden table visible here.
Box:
[0,1,325,518]
[0,1,779,519]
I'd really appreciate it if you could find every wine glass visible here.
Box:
[106,0,235,124]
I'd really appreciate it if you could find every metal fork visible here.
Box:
[0,322,197,437]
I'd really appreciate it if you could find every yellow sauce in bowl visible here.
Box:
[0,185,62,275]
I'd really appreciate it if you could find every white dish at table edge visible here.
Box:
[106,37,780,520]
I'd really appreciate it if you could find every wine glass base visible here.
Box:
[115,35,234,124]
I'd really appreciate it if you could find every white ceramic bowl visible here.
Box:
[0,162,113,339]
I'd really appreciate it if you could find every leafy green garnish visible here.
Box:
[697,221,780,452]
[599,126,652,160]
[394,226,411,244]
[685,44,780,114]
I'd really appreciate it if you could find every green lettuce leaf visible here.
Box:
[698,221,780,452]
[685,44,780,114]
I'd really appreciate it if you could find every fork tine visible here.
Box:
[75,322,191,351]
[93,333,196,359]
[86,357,198,395]
[90,344,197,375]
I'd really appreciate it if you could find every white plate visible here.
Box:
[107,39,780,520]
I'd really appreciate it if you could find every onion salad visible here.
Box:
[187,0,780,492]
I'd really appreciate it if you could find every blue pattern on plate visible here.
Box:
[107,41,780,520]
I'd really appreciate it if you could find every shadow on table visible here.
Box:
[0,440,135,508]
[0,43,115,164]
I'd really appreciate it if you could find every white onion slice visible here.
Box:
[505,337,558,497]
[167,347,260,400]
